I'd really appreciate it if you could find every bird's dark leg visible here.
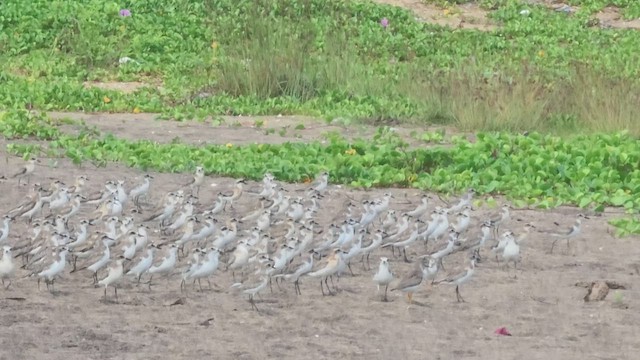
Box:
[550,239,560,254]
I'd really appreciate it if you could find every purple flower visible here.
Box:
[380,17,389,29]
[119,9,131,17]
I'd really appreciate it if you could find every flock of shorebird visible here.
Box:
[0,157,588,310]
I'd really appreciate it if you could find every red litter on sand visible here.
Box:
[494,327,512,336]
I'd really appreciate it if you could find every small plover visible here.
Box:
[372,257,394,301]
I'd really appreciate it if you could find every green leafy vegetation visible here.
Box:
[566,0,640,18]
[1,0,640,132]
[2,109,640,235]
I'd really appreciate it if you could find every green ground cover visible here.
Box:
[1,0,640,132]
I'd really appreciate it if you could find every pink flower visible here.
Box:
[494,327,512,336]
[119,9,131,17]
[380,17,389,29]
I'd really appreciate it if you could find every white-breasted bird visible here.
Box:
[372,257,394,301]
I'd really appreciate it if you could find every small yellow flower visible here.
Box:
[103,96,111,104]
[345,148,356,155]
[443,9,450,15]
[133,107,141,114]
[225,143,233,148]
[211,41,219,50]
[538,50,545,58]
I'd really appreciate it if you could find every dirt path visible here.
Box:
[372,0,640,30]
[47,111,459,148]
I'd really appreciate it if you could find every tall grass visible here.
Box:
[211,21,640,134]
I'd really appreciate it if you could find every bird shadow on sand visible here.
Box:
[41,289,72,297]
[407,300,430,308]
[100,298,121,305]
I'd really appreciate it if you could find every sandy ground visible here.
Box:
[47,111,458,148]
[371,0,640,31]
[0,117,639,360]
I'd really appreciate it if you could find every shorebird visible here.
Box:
[227,240,251,281]
[501,232,520,270]
[84,238,112,284]
[67,175,89,194]
[487,204,511,239]
[544,214,588,254]
[360,229,385,270]
[121,232,138,261]
[186,166,205,196]
[83,180,116,205]
[148,244,179,288]
[11,157,37,185]
[126,244,157,284]
[405,194,431,218]
[164,201,194,234]
[282,251,314,295]
[308,248,344,296]
[242,276,269,311]
[371,193,393,216]
[98,258,124,302]
[37,247,69,292]
[390,257,428,304]
[8,183,41,217]
[385,213,411,242]
[190,215,217,244]
[180,249,202,293]
[66,219,90,250]
[455,221,492,261]
[490,231,514,263]
[308,171,329,195]
[143,194,178,227]
[423,209,449,243]
[18,189,46,223]
[382,221,422,262]
[452,207,472,235]
[448,188,475,213]
[437,254,477,303]
[129,174,153,207]
[428,229,460,270]
[188,247,221,290]
[0,215,12,244]
[47,187,71,213]
[220,179,247,209]
[422,256,439,285]
[372,257,394,301]
[0,246,16,289]
[381,210,397,233]
[60,194,84,222]
[212,219,239,251]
